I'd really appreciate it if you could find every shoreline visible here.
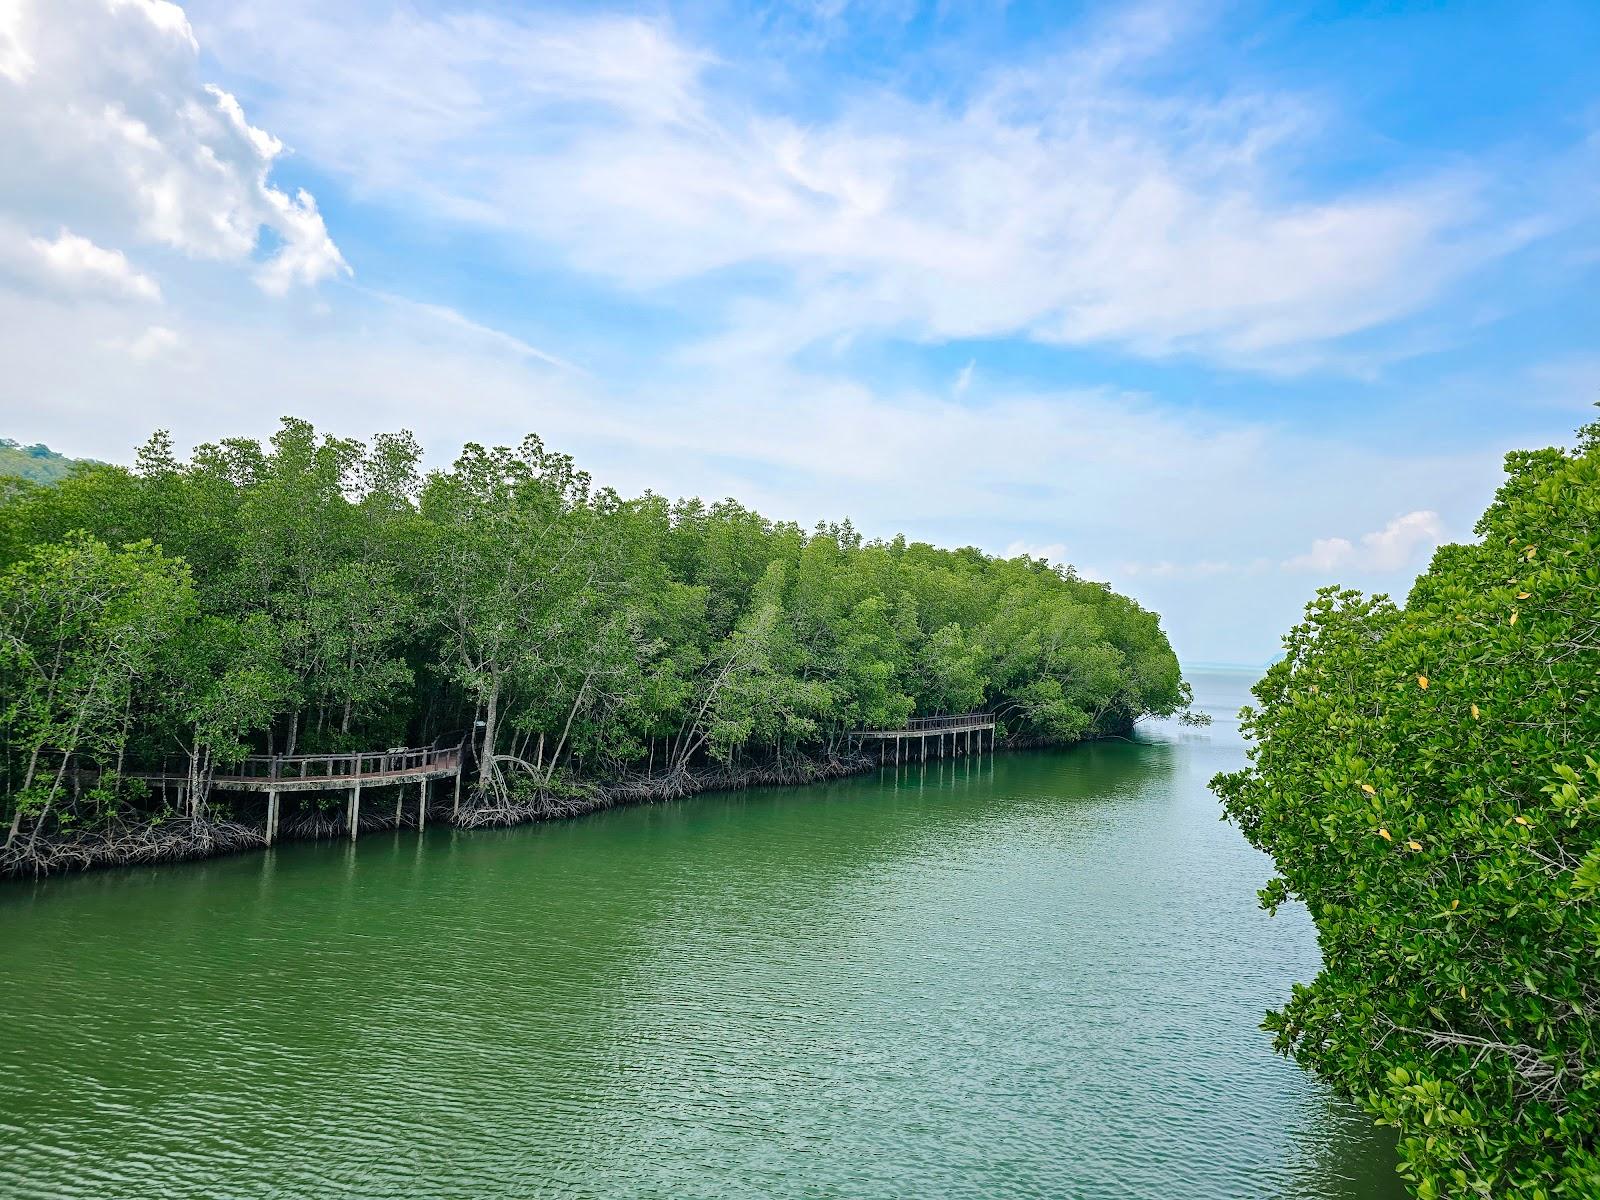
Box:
[0,752,885,881]
[1,731,1126,882]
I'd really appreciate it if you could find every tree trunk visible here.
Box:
[113,690,133,780]
[21,750,75,857]
[341,645,357,734]
[477,678,501,792]
[546,671,592,784]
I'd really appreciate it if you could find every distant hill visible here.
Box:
[0,438,97,484]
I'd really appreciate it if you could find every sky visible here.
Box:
[0,0,1596,666]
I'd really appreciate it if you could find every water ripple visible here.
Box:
[0,672,1403,1199]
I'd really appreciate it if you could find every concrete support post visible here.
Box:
[349,783,362,842]
[418,779,427,831]
[266,789,278,845]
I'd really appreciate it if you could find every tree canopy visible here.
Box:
[1,418,1193,865]
[1213,421,1600,1198]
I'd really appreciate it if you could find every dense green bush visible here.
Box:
[1214,422,1600,1198]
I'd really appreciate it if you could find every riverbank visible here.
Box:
[1,724,1146,880]
[1,750,884,879]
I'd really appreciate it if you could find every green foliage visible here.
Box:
[0,533,193,837]
[1213,423,1600,1198]
[0,418,1194,845]
[0,438,96,486]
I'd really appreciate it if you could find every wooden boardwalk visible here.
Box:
[847,713,996,765]
[129,742,465,845]
[121,714,994,846]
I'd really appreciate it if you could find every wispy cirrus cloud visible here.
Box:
[187,0,1548,373]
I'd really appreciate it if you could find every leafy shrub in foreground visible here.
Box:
[1214,422,1600,1198]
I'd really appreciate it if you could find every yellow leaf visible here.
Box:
[1470,703,1480,719]
[1517,591,1530,599]
[1459,985,1467,1000]
[1417,674,1430,689]
[1510,610,1519,625]
[1361,783,1376,796]
[1514,815,1530,826]
[1378,828,1392,841]
[1407,840,1422,850]
[1451,899,1460,910]
[1524,545,1537,559]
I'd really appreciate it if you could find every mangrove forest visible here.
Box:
[0,418,1195,876]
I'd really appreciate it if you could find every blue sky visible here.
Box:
[0,0,1596,665]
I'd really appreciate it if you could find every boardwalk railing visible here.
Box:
[848,712,996,739]
[217,743,459,784]
[115,739,468,845]
[895,713,995,733]
[846,713,997,767]
[123,741,465,792]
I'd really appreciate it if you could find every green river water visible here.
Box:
[0,670,1405,1199]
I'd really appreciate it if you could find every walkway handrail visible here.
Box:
[896,713,994,732]
[844,712,996,738]
[217,742,460,782]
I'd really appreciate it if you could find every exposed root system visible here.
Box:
[2,752,881,877]
[1,818,265,877]
[453,752,875,829]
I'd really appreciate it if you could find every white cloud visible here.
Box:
[189,0,1532,371]
[0,0,32,83]
[0,223,163,301]
[1286,535,1355,574]
[96,322,183,362]
[109,0,197,50]
[1285,509,1444,573]
[253,187,346,296]
[0,0,346,295]
[23,228,161,301]
[103,323,183,361]
[953,359,976,397]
